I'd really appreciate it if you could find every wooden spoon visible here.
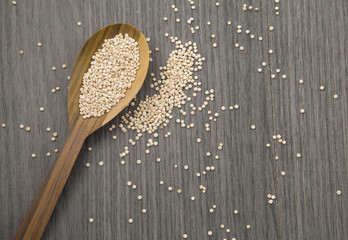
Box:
[15,23,149,240]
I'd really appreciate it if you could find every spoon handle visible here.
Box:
[15,126,88,240]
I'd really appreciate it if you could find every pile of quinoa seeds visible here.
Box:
[122,40,204,133]
[79,33,140,119]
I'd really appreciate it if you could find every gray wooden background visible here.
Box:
[0,0,347,239]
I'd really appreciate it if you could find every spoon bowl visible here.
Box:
[69,23,149,134]
[15,23,149,240]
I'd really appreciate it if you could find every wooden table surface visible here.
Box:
[0,0,347,239]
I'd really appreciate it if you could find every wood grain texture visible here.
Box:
[0,0,347,240]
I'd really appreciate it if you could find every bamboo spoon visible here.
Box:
[15,23,149,240]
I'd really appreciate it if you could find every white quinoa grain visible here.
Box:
[79,34,139,118]
[122,40,204,134]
